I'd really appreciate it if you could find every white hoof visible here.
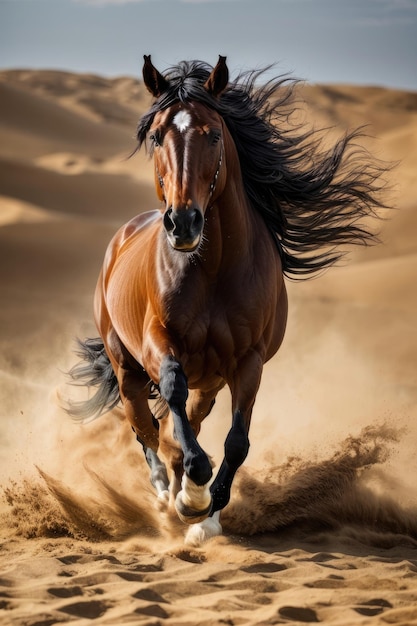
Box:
[184,512,222,546]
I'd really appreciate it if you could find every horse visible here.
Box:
[68,55,386,545]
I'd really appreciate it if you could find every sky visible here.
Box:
[0,0,416,90]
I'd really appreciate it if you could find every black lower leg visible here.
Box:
[159,356,212,486]
[210,409,250,512]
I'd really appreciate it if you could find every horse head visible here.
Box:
[142,55,229,252]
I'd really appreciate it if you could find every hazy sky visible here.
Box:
[1,0,416,90]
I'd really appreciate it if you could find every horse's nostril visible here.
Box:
[163,208,175,232]
[164,208,203,237]
[191,209,204,233]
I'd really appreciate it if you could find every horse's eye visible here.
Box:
[149,131,162,147]
[210,131,222,146]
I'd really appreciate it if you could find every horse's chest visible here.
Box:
[159,265,270,380]
[166,299,251,377]
[172,318,233,386]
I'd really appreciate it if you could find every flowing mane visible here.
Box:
[137,60,386,278]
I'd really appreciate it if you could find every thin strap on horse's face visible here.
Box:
[156,166,165,193]
[208,140,223,205]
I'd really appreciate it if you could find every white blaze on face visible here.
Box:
[173,110,192,133]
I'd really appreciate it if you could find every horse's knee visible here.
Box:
[159,356,188,406]
[183,449,213,486]
[224,410,250,469]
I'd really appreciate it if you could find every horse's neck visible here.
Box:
[209,161,256,270]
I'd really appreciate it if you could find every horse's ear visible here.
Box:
[204,55,229,98]
[142,54,170,98]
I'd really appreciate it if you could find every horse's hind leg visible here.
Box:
[142,446,170,507]
[116,366,172,507]
[118,366,160,451]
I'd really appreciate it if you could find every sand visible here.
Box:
[0,68,417,625]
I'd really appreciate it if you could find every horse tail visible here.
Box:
[66,338,168,424]
[66,337,120,422]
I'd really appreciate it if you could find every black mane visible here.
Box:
[137,60,387,278]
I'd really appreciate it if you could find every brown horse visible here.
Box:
[68,55,386,544]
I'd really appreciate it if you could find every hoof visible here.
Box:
[175,490,213,525]
[184,513,222,546]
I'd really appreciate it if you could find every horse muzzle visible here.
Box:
[163,207,204,252]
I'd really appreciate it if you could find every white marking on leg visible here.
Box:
[154,479,168,497]
[173,110,192,133]
[154,475,178,512]
[184,511,222,546]
[168,474,181,509]
[155,490,169,511]
[180,474,211,511]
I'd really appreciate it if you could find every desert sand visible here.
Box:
[0,68,417,625]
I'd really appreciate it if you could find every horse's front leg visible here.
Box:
[185,349,263,545]
[159,355,213,523]
[184,401,252,545]
[212,349,263,512]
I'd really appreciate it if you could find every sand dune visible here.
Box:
[0,157,156,221]
[1,69,417,625]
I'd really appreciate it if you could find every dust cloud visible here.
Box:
[2,327,416,548]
